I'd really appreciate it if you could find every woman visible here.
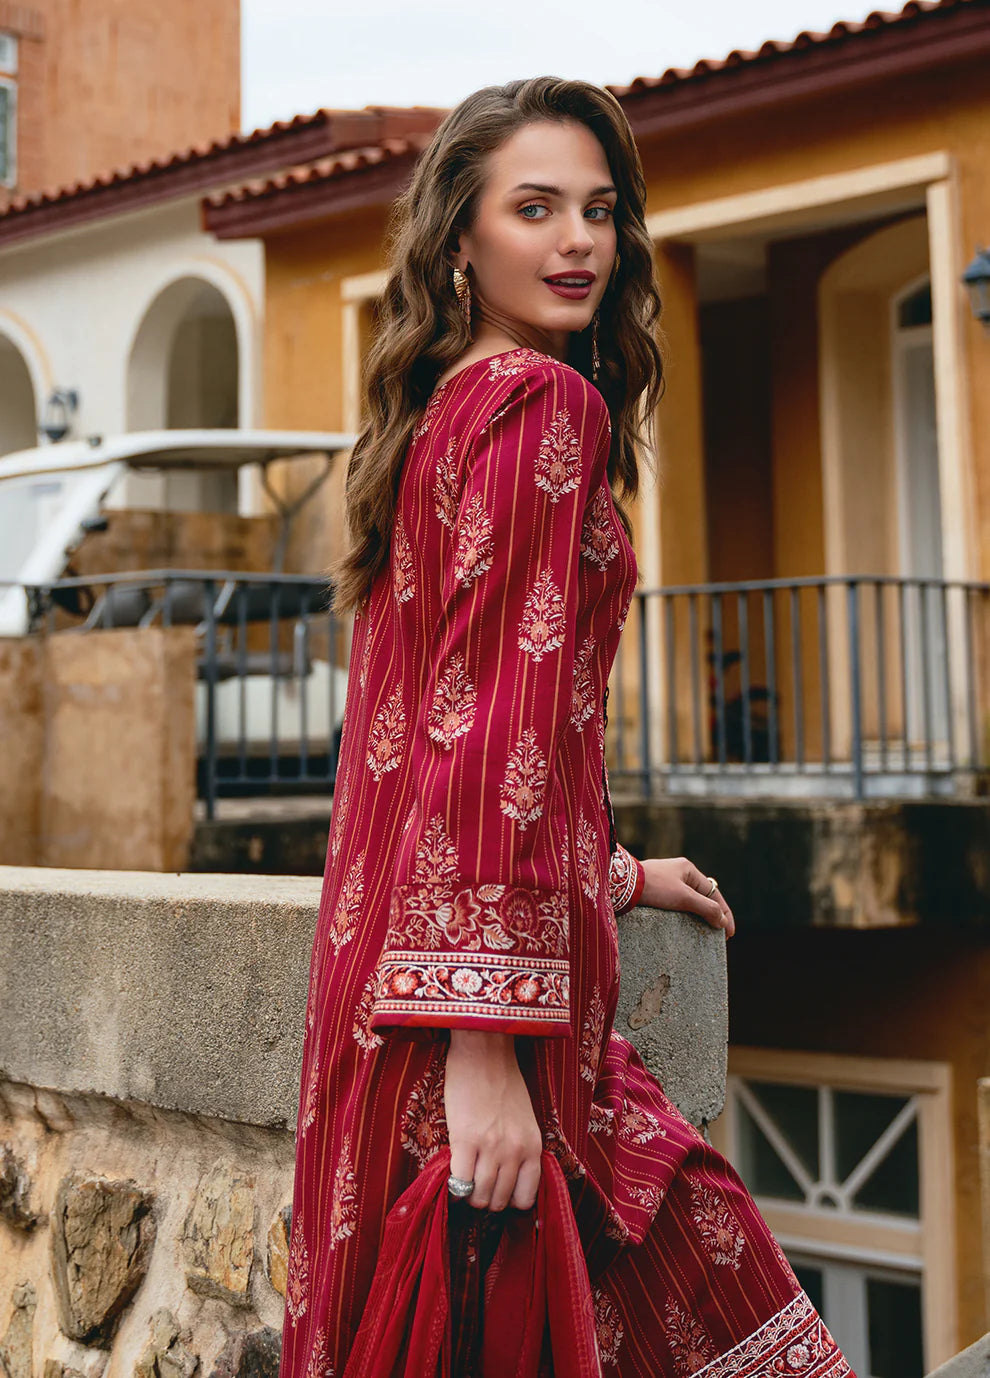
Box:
[279,77,853,1377]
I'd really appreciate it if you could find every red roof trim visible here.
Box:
[0,0,986,246]
[0,107,445,248]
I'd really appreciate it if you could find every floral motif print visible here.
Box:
[517,568,566,662]
[300,1048,320,1135]
[499,727,548,830]
[536,409,583,502]
[304,1325,335,1378]
[690,1182,746,1270]
[581,484,620,570]
[285,1219,310,1322]
[620,1103,665,1144]
[427,653,477,749]
[589,1101,616,1135]
[329,1135,358,1248]
[357,621,372,693]
[412,814,460,888]
[576,811,601,901]
[627,1180,666,1214]
[579,985,606,1084]
[452,492,495,588]
[487,348,548,379]
[330,850,366,951]
[387,880,568,958]
[413,386,446,440]
[367,688,406,780]
[434,440,460,529]
[400,1049,448,1168]
[663,1299,717,1374]
[353,973,384,1054]
[392,518,415,604]
[329,774,350,862]
[691,1292,850,1378]
[593,1286,624,1367]
[543,1109,586,1179]
[609,842,642,913]
[570,635,597,732]
[373,951,569,1030]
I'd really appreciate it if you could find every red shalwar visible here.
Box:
[277,349,855,1377]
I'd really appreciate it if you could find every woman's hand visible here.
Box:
[639,857,736,937]
[443,1029,543,1212]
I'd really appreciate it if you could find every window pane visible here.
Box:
[791,1262,825,1314]
[0,85,8,182]
[867,1277,924,1378]
[834,1090,911,1181]
[852,1118,919,1217]
[736,1099,805,1200]
[897,282,932,328]
[748,1081,820,1177]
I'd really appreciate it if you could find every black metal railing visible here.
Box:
[607,574,990,801]
[10,571,345,819]
[6,570,988,814]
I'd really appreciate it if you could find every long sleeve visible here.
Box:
[609,842,645,914]
[370,363,611,1037]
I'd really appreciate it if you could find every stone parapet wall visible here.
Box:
[0,866,727,1375]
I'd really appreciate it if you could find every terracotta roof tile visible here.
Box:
[606,0,980,95]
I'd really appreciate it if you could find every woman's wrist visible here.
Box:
[448,1028,516,1058]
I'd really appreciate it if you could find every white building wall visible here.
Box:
[0,198,264,446]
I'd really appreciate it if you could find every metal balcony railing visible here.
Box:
[606,574,990,801]
[7,570,989,817]
[11,571,345,819]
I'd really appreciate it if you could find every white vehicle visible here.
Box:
[0,430,356,778]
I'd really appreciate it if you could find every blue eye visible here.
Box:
[586,206,613,221]
[519,204,548,219]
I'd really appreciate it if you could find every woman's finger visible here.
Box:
[488,1159,520,1214]
[675,882,724,929]
[448,1141,479,1206]
[509,1156,542,1212]
[466,1150,498,1211]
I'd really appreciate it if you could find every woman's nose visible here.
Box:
[558,211,595,255]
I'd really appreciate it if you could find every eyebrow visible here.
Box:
[509,182,618,197]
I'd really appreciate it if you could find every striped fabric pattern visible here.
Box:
[277,350,854,1377]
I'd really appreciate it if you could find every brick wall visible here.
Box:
[0,0,240,207]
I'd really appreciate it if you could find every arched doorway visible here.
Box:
[125,276,240,511]
[0,331,37,455]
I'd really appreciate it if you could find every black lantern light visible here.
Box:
[962,247,990,328]
[39,387,79,443]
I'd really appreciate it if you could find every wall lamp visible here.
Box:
[962,247,990,328]
[39,388,80,443]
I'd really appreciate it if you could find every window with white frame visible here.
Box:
[711,1048,956,1377]
[0,33,17,189]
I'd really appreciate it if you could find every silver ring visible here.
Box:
[706,876,718,898]
[447,1174,475,1198]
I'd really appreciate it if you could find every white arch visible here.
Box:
[124,256,260,432]
[0,306,52,435]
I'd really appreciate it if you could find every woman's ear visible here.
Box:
[448,233,470,276]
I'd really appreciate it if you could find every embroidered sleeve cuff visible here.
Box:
[370,882,572,1036]
[609,843,646,914]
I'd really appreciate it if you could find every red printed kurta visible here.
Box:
[278,350,854,1378]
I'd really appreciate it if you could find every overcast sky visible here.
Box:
[241,0,886,132]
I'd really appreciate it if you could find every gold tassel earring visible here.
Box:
[591,310,601,381]
[452,267,472,326]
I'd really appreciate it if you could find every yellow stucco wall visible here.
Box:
[728,927,990,1347]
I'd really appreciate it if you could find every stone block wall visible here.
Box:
[0,865,729,1373]
[0,628,197,873]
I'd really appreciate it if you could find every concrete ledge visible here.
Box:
[0,866,727,1129]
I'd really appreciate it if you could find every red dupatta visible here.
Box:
[342,1149,603,1378]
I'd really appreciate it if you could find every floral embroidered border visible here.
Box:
[371,948,570,1033]
[693,1291,852,1378]
[609,843,644,914]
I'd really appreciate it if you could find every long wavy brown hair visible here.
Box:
[328,76,665,614]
